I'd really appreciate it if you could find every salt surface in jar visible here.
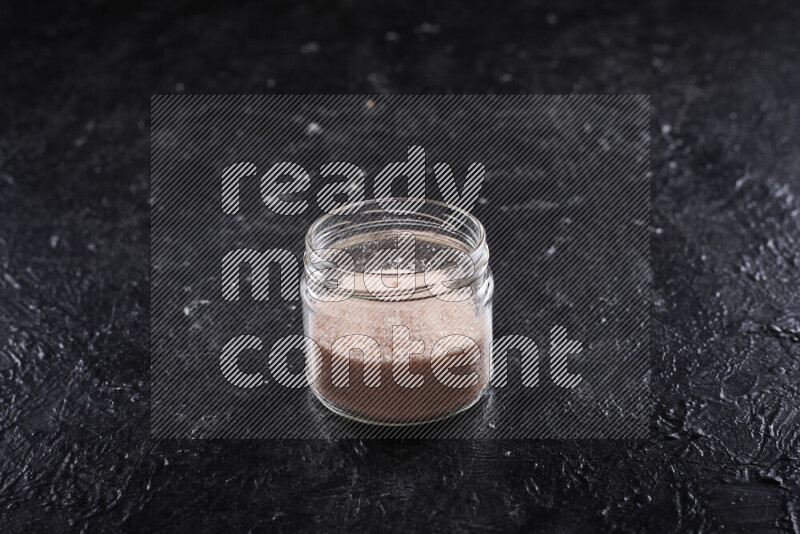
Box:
[301,200,493,425]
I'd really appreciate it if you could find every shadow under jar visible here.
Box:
[301,199,494,425]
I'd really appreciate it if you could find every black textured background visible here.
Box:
[1,0,799,532]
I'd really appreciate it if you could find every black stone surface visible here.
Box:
[1,0,799,532]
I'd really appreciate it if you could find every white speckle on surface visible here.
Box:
[49,235,60,248]
[385,31,399,42]
[661,123,672,135]
[3,272,21,290]
[306,122,322,135]
[415,22,440,34]
[183,299,211,316]
[500,73,513,83]
[175,82,185,92]
[546,13,558,25]
[774,183,794,203]
[478,197,488,205]
[300,41,320,54]
[546,245,557,256]
[735,175,751,190]
[267,78,276,88]
[366,72,389,89]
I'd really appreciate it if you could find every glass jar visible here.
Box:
[301,199,493,425]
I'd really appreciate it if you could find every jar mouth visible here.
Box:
[305,198,486,255]
[303,198,489,300]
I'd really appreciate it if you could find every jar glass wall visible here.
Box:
[301,199,493,425]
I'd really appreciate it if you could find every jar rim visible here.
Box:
[304,198,487,255]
